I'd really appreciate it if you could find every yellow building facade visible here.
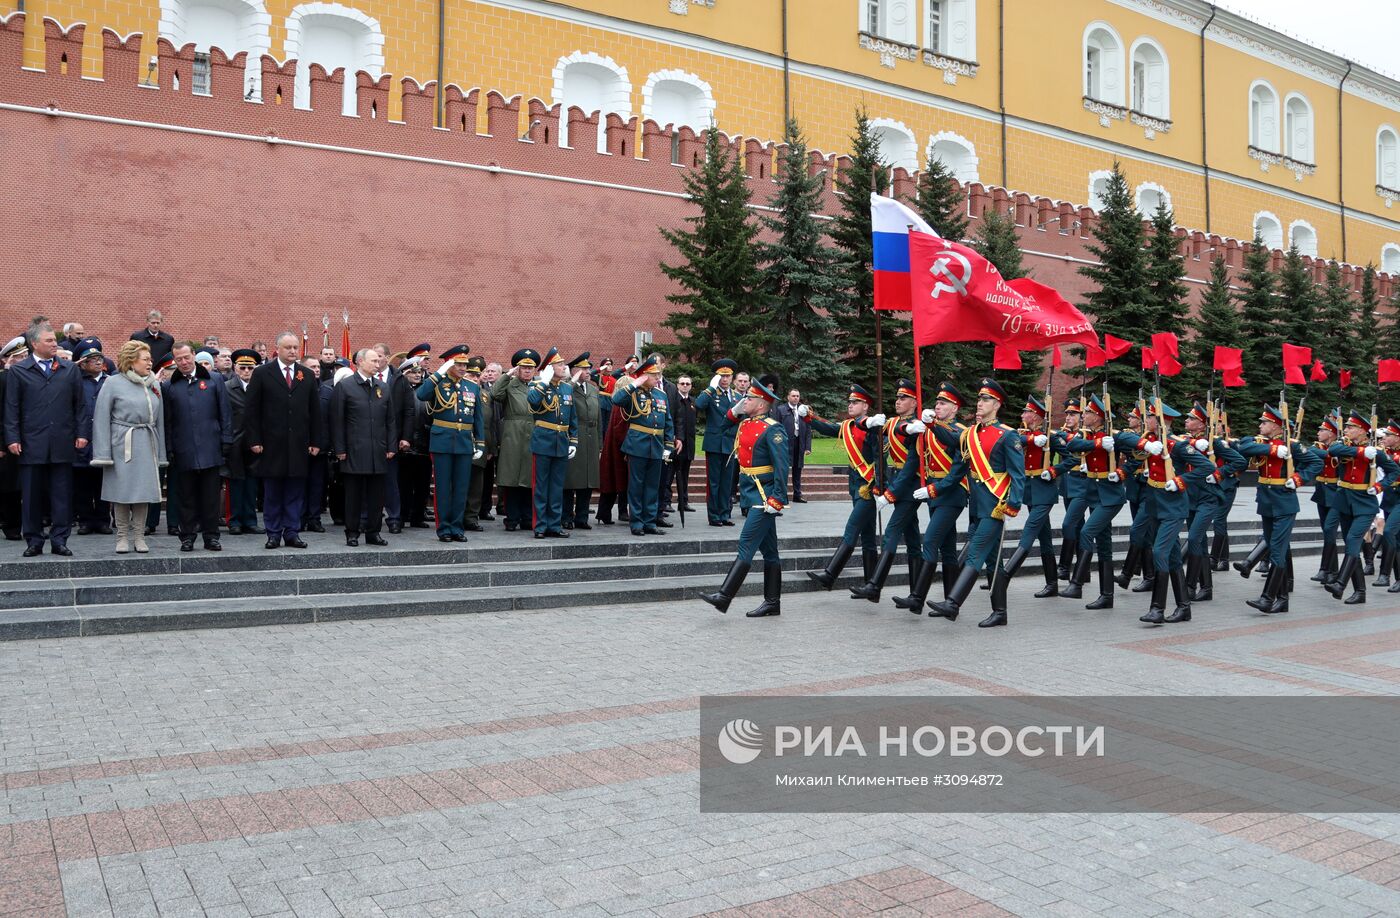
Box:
[13,0,1400,271]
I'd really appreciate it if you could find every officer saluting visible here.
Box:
[415,345,483,543]
[695,358,740,526]
[701,375,790,617]
[528,348,578,539]
[611,354,676,536]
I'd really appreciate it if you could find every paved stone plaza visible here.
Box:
[3,497,1399,917]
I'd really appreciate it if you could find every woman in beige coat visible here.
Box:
[90,341,167,552]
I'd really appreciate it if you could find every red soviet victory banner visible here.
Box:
[909,233,1098,350]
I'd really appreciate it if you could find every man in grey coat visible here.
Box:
[331,348,398,546]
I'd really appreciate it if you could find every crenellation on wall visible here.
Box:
[356,71,391,121]
[525,97,559,145]
[563,105,599,154]
[603,112,634,158]
[99,29,142,88]
[306,64,343,115]
[398,77,437,129]
[259,54,296,108]
[43,18,84,81]
[482,90,519,139]
[207,47,249,102]
[442,84,478,134]
[742,138,770,182]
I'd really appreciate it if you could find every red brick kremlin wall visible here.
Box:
[1,14,1394,364]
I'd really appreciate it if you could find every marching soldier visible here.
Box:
[1116,405,1160,594]
[415,345,483,542]
[1309,413,1343,585]
[1058,396,1140,608]
[848,379,927,601]
[1378,420,1400,591]
[806,383,882,588]
[1323,412,1398,604]
[611,355,676,536]
[1056,397,1086,580]
[927,378,1025,628]
[1209,407,1241,573]
[1180,403,1247,602]
[564,353,601,529]
[700,376,790,617]
[695,359,740,526]
[1001,393,1071,602]
[1236,404,1323,614]
[528,348,578,539]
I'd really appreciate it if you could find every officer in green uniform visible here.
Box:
[492,348,540,531]
[415,345,483,542]
[527,348,578,539]
[695,358,740,526]
[463,356,494,531]
[701,375,790,617]
[564,352,601,529]
[612,355,677,536]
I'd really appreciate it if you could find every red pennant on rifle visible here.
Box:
[1084,343,1106,369]
[1141,346,1155,371]
[1213,346,1243,372]
[1309,359,1327,382]
[1150,332,1180,360]
[1284,363,1307,385]
[1103,335,1133,360]
[1380,359,1400,384]
[1157,352,1183,377]
[993,345,1023,370]
[1222,367,1247,387]
[1282,343,1312,368]
[1051,345,1062,368]
[1340,369,1353,390]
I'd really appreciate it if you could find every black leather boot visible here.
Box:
[849,549,896,602]
[1264,566,1290,613]
[1389,548,1400,592]
[701,560,750,613]
[1247,564,1282,612]
[1085,557,1114,610]
[909,554,923,593]
[1325,555,1356,600]
[942,560,958,598]
[1034,553,1059,598]
[1345,559,1367,605]
[1115,543,1142,590]
[1057,538,1076,581]
[1061,548,1093,599]
[1364,540,1377,576]
[862,549,878,582]
[1312,543,1337,584]
[982,549,1025,629]
[1164,565,1191,623]
[1374,543,1392,588]
[746,563,782,617]
[1286,550,1294,593]
[928,564,977,620]
[1191,552,1214,602]
[893,557,938,612]
[1210,530,1230,572]
[806,542,854,590]
[1234,538,1268,579]
[1132,554,1156,593]
[1139,573,1169,623]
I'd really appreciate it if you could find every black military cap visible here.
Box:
[711,358,738,375]
[847,383,873,405]
[512,348,541,368]
[231,348,261,367]
[439,344,471,363]
[464,355,486,373]
[978,378,1009,404]
[569,352,592,369]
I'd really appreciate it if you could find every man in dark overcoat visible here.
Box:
[244,332,322,548]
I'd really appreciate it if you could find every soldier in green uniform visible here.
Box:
[612,355,677,536]
[564,353,601,529]
[701,375,790,617]
[414,345,483,542]
[695,358,740,526]
[492,348,540,531]
[527,348,578,539]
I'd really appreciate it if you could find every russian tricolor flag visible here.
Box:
[871,193,938,312]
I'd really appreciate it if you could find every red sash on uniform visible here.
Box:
[1257,438,1289,484]
[963,424,1011,500]
[840,420,874,483]
[1021,429,1046,472]
[1316,452,1339,483]
[885,419,910,467]
[922,428,953,477]
[736,418,766,467]
[1339,448,1371,490]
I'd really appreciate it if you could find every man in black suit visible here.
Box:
[129,309,175,368]
[244,332,322,548]
[771,388,812,503]
[673,375,698,512]
[165,343,232,551]
[331,348,397,546]
[223,349,261,534]
[3,322,90,556]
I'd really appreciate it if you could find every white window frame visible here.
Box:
[1283,92,1314,165]
[1083,22,1125,107]
[869,117,919,173]
[1253,210,1283,250]
[1289,219,1318,257]
[158,0,271,100]
[1249,80,1280,153]
[1088,169,1114,211]
[640,69,716,132]
[1378,125,1400,191]
[927,131,979,183]
[1128,37,1169,120]
[925,0,942,52]
[1135,181,1171,217]
[552,51,632,153]
[1382,244,1400,275]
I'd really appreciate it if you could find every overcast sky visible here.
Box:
[1217,0,1398,78]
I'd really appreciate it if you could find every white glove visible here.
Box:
[1194,439,1209,452]
[920,408,935,424]
[473,448,483,461]
[764,502,781,515]
[662,449,672,462]
[797,404,809,418]
[1101,437,1115,453]
[1039,470,1053,481]
[539,364,555,385]
[568,445,577,460]
[865,413,886,429]
[1285,477,1298,490]
[1274,444,1289,459]
[905,420,927,435]
[1145,441,1164,456]
[1164,479,1179,493]
[876,495,890,510]
[1365,446,1379,460]
[1107,471,1121,483]
[1032,434,1048,448]
[913,487,930,500]
[708,374,720,390]
[438,359,455,374]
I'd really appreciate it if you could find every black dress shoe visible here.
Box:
[464,521,483,532]
[285,537,308,548]
[387,523,402,535]
[4,531,21,541]
[575,522,592,530]
[97,525,113,535]
[265,538,280,549]
[504,521,519,532]
[709,521,724,527]
[534,531,546,539]
[656,519,673,528]
[204,540,222,551]
[366,533,388,546]
[643,526,663,535]
[51,545,72,557]
[564,521,574,530]
[450,534,467,542]
[794,496,808,503]
[721,520,735,527]
[438,534,453,542]
[180,539,194,552]
[345,536,360,547]
[247,525,264,534]
[167,527,179,536]
[228,524,244,536]
[76,525,93,536]
[22,545,42,557]
[544,530,569,538]
[306,520,325,533]
[410,521,429,529]
[144,526,156,536]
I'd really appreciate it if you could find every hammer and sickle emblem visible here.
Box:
[927,245,973,298]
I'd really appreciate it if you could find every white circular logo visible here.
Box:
[717,718,764,764]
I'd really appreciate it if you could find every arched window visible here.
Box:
[860,0,916,44]
[1249,80,1279,153]
[1382,244,1400,275]
[553,52,631,153]
[870,118,919,173]
[1088,170,1113,211]
[1289,220,1317,257]
[1083,23,1124,106]
[641,70,715,132]
[1135,182,1170,217]
[925,0,975,59]
[284,3,384,116]
[1378,126,1399,191]
[159,0,269,98]
[1253,211,1283,250]
[1129,38,1168,119]
[927,131,979,183]
[1284,93,1313,164]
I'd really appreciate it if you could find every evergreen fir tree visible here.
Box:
[969,207,1041,400]
[908,153,971,392]
[756,120,845,415]
[1353,266,1380,412]
[1235,234,1285,411]
[829,107,906,402]
[1275,245,1320,355]
[1077,163,1152,398]
[659,128,766,375]
[1183,255,1243,401]
[1142,200,1191,405]
[1312,261,1358,414]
